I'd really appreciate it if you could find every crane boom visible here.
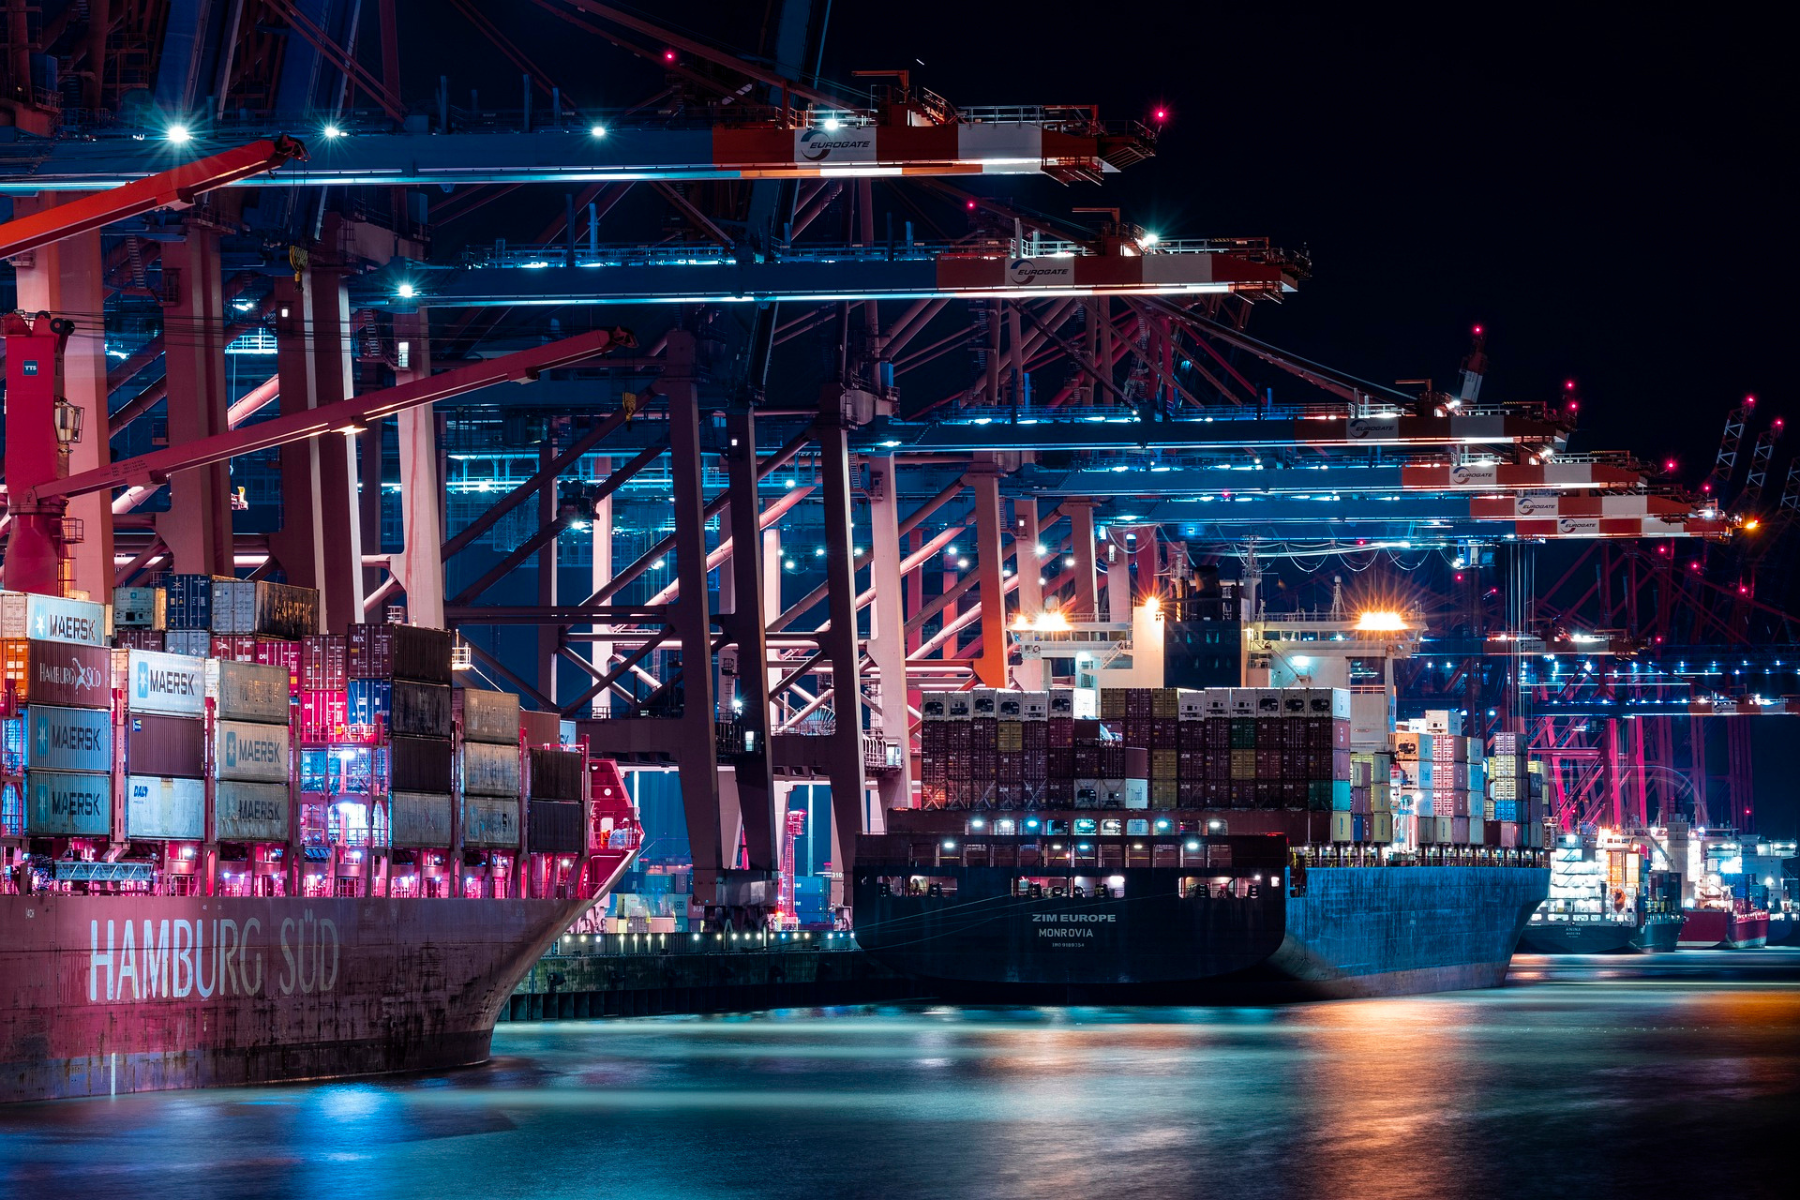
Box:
[0,136,307,262]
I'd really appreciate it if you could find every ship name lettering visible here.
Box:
[1037,927,1095,939]
[277,911,340,997]
[1030,913,1116,923]
[85,917,277,1004]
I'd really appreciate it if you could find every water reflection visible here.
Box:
[2,951,1796,1199]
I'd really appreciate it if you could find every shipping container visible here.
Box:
[302,634,348,690]
[164,629,212,657]
[520,708,561,746]
[344,679,453,738]
[528,747,585,801]
[126,712,206,778]
[463,796,521,848]
[163,574,217,630]
[459,687,522,745]
[298,690,352,745]
[24,769,111,836]
[0,592,108,646]
[252,637,302,693]
[112,587,166,630]
[125,649,206,716]
[24,705,111,773]
[528,799,584,854]
[209,578,320,640]
[209,658,291,724]
[124,775,205,841]
[391,736,454,794]
[1329,811,1354,843]
[7,640,113,708]
[214,719,290,783]
[347,622,452,683]
[390,791,453,847]
[112,628,165,652]
[214,780,289,842]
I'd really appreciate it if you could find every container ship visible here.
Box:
[1,582,639,1103]
[854,682,1550,1002]
[1516,829,1684,954]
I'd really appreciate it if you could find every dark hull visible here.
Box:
[1630,914,1685,953]
[1,893,596,1103]
[1766,914,1798,947]
[854,865,1548,1003]
[1517,920,1638,955]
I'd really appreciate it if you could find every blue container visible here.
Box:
[164,573,215,630]
[1330,779,1353,811]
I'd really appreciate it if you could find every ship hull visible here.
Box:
[1517,920,1639,955]
[1,893,594,1103]
[1678,909,1770,949]
[853,865,1547,1003]
[1629,914,1684,953]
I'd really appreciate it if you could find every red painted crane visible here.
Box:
[0,136,307,261]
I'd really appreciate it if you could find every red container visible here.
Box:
[299,689,350,745]
[113,628,166,652]
[302,635,348,691]
[211,634,259,662]
[1047,718,1074,749]
[970,720,997,753]
[125,712,206,779]
[1332,719,1352,749]
[253,637,302,694]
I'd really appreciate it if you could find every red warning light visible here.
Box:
[1777,418,1786,429]
[1152,107,1169,123]
[1665,459,1677,471]
[1564,380,1575,390]
[1473,324,1483,335]
[1746,395,1757,406]
[965,199,977,211]
[663,49,677,63]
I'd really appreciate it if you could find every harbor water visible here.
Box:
[3,951,1796,1199]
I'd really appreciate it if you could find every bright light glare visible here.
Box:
[322,125,343,139]
[1141,231,1160,246]
[822,117,842,132]
[166,124,192,144]
[1033,610,1070,633]
[396,282,416,299]
[1356,610,1407,632]
[590,124,608,138]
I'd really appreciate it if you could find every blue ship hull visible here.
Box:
[853,862,1548,1002]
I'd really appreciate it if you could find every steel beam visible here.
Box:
[725,406,777,873]
[817,398,871,886]
[154,227,233,577]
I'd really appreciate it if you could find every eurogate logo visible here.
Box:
[798,127,874,162]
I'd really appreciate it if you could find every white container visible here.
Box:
[970,687,999,718]
[994,691,1024,719]
[1021,691,1050,721]
[1203,689,1232,719]
[1177,690,1207,720]
[919,693,950,721]
[2,592,109,646]
[944,693,973,721]
[1280,689,1308,717]
[1123,778,1149,810]
[1228,688,1258,718]
[125,775,205,841]
[126,649,206,717]
[1074,778,1102,807]
[113,587,166,630]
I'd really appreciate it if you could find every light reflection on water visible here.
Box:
[2,951,1797,1199]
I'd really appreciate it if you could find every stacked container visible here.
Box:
[208,659,292,845]
[346,623,455,856]
[162,574,216,657]
[2,593,114,841]
[915,685,1374,838]
[460,685,522,854]
[122,648,208,841]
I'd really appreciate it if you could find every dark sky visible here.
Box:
[816,4,1789,475]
